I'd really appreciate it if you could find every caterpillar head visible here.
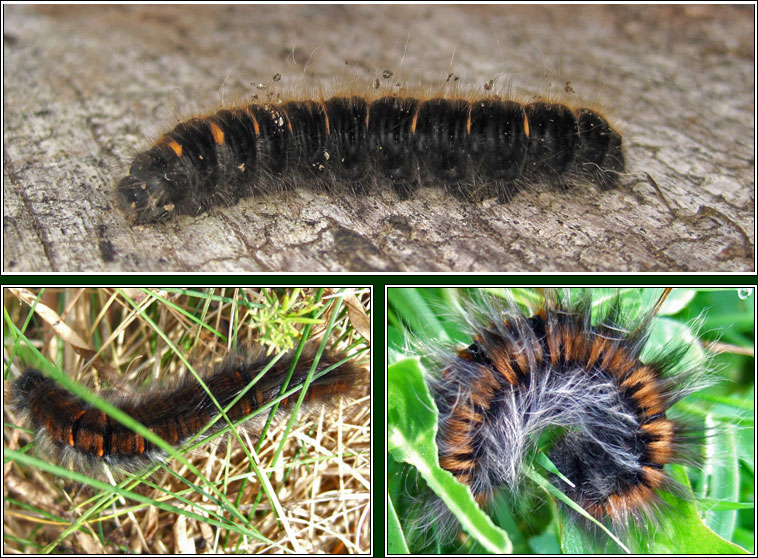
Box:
[116,175,176,223]
[116,146,186,223]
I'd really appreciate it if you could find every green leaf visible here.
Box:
[388,493,410,554]
[387,358,511,554]
[643,467,748,554]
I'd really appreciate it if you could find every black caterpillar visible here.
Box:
[116,95,625,223]
[12,341,364,479]
[405,288,719,552]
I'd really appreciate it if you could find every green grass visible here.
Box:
[4,287,370,554]
[388,287,754,555]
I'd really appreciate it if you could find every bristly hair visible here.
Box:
[11,341,365,481]
[409,288,715,549]
[115,86,624,224]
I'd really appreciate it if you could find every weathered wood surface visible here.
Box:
[3,5,754,272]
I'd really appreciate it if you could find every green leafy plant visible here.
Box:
[388,287,753,554]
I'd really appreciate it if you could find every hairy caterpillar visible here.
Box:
[388,288,752,554]
[11,341,364,480]
[4,287,371,554]
[116,91,624,224]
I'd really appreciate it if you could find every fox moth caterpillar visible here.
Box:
[388,287,752,554]
[116,89,624,223]
[11,342,364,479]
[5,287,371,554]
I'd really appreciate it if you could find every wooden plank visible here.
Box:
[3,5,753,271]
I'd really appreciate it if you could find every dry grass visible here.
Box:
[3,287,371,554]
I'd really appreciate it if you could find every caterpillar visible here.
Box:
[115,92,624,224]
[4,287,371,554]
[389,288,751,553]
[10,341,365,480]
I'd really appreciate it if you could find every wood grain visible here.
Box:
[3,5,753,271]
